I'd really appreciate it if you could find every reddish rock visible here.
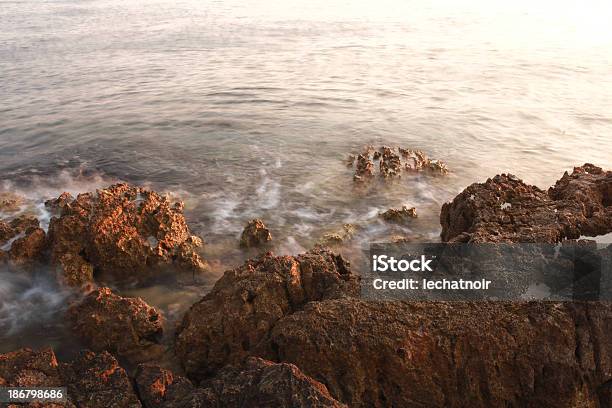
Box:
[440,164,612,243]
[10,215,40,233]
[46,183,208,285]
[60,351,141,408]
[265,300,612,408]
[353,146,448,182]
[0,220,14,246]
[175,247,358,380]
[0,192,24,213]
[0,348,63,388]
[0,249,7,265]
[135,358,346,408]
[379,206,417,224]
[239,219,272,248]
[44,192,74,215]
[8,227,47,267]
[68,287,164,364]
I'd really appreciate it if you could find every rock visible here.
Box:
[354,153,374,182]
[0,192,24,214]
[46,183,208,285]
[135,358,346,408]
[60,350,142,408]
[0,249,7,265]
[379,206,417,224]
[352,146,448,182]
[135,364,195,408]
[440,164,612,243]
[175,247,358,380]
[10,215,40,233]
[8,227,46,267]
[44,192,74,215]
[379,146,402,179]
[239,219,272,248]
[68,287,164,364]
[345,154,356,167]
[319,224,357,246]
[265,299,612,407]
[0,220,13,246]
[0,348,64,388]
[56,252,94,287]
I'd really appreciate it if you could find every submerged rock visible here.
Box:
[239,219,272,248]
[0,192,25,214]
[379,206,417,224]
[175,247,358,380]
[68,287,164,364]
[441,164,612,243]
[354,153,374,182]
[46,183,208,286]
[135,358,346,408]
[379,146,402,179]
[319,224,357,246]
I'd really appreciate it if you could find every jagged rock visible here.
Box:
[8,227,46,267]
[135,364,195,408]
[44,192,74,215]
[60,350,142,408]
[46,183,208,285]
[56,252,94,287]
[440,164,612,243]
[379,206,417,224]
[0,220,13,246]
[136,358,346,408]
[0,216,40,248]
[354,154,374,182]
[68,287,164,364]
[0,348,64,388]
[265,299,612,408]
[175,247,358,380]
[379,146,402,179]
[239,219,272,248]
[319,224,357,246]
[0,192,24,214]
[352,146,448,182]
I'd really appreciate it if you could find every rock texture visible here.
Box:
[68,287,164,364]
[318,224,358,246]
[135,358,346,408]
[0,348,140,408]
[350,146,448,182]
[0,192,24,214]
[46,183,207,286]
[379,206,417,224]
[263,300,612,407]
[60,351,142,408]
[8,227,46,267]
[441,164,612,243]
[175,247,358,380]
[239,219,272,248]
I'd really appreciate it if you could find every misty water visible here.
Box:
[1,0,611,352]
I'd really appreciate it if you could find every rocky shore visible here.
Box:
[0,164,611,407]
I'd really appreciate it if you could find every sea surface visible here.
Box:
[1,0,611,353]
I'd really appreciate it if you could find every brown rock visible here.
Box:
[0,348,63,388]
[265,299,612,408]
[175,247,358,380]
[354,153,374,182]
[68,287,164,364]
[136,358,345,408]
[8,227,47,267]
[44,192,74,215]
[379,206,417,224]
[0,249,7,264]
[440,164,612,243]
[46,183,208,285]
[0,192,24,213]
[0,220,14,246]
[60,351,141,408]
[10,215,40,233]
[239,219,272,248]
[319,224,357,246]
[379,146,402,179]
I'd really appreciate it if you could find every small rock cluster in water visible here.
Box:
[347,145,449,182]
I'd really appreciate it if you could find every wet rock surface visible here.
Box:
[441,164,612,243]
[239,219,272,248]
[175,247,358,380]
[318,224,358,246]
[379,206,417,224]
[68,287,164,364]
[8,227,46,267]
[46,183,207,286]
[349,146,448,182]
[0,192,25,214]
